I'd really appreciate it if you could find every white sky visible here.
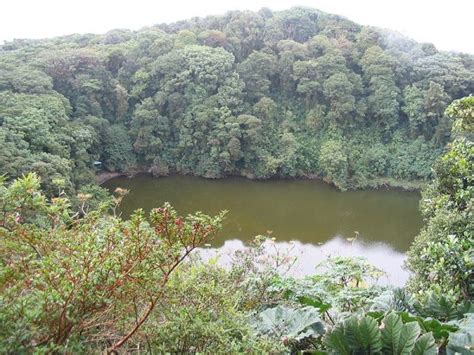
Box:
[0,0,473,54]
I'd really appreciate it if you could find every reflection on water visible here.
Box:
[198,237,408,286]
[103,175,422,252]
[103,174,421,284]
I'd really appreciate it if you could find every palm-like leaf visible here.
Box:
[398,321,421,354]
[413,332,437,355]
[345,315,382,354]
[381,311,422,354]
[382,311,404,354]
[324,322,351,355]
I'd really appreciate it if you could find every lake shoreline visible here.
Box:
[97,169,425,193]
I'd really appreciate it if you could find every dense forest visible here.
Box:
[1,7,473,192]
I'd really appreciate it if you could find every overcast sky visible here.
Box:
[0,0,473,54]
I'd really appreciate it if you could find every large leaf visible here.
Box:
[447,313,474,355]
[413,332,437,355]
[414,292,459,321]
[251,305,325,342]
[381,311,404,354]
[297,295,332,313]
[399,311,457,343]
[324,322,351,355]
[371,288,415,313]
[345,315,382,354]
[447,332,474,354]
[422,318,458,342]
[381,311,421,354]
[398,321,421,354]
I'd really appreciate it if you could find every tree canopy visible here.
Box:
[1,7,473,191]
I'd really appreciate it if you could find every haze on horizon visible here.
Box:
[0,0,473,54]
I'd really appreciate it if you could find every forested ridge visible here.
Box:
[1,7,473,192]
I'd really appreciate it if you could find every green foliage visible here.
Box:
[270,256,387,315]
[0,91,94,194]
[382,312,421,354]
[102,124,136,171]
[73,183,113,213]
[413,333,437,355]
[0,174,471,353]
[320,138,349,189]
[446,96,474,135]
[144,261,282,353]
[0,173,225,352]
[325,315,382,354]
[2,8,472,191]
[447,313,474,355]
[406,96,474,301]
[370,288,416,313]
[311,256,386,311]
[324,312,438,355]
[251,305,325,347]
[297,295,332,314]
[413,291,472,322]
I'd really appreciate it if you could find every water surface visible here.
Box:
[104,175,422,252]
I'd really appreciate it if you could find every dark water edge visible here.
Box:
[103,174,423,286]
[98,171,425,192]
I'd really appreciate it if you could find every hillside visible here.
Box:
[1,7,473,192]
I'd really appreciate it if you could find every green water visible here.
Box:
[103,175,422,252]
